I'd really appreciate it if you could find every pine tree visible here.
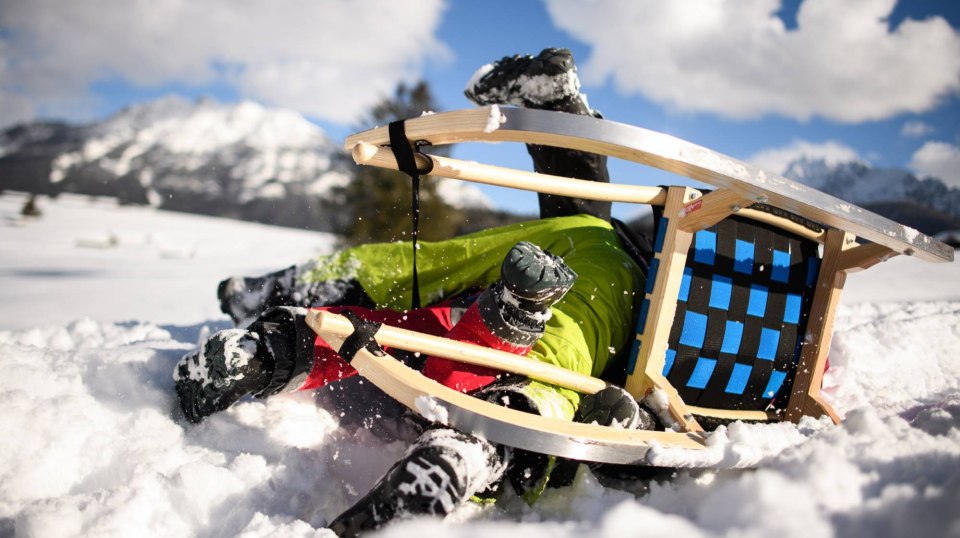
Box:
[21,194,42,218]
[339,81,465,245]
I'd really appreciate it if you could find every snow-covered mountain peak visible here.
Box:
[96,95,205,133]
[781,156,960,231]
[83,95,335,157]
[46,95,347,205]
[784,157,914,202]
[782,157,868,188]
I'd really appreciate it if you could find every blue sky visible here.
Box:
[2,0,959,219]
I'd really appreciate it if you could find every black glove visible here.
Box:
[574,385,657,430]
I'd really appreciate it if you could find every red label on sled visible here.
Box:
[683,198,703,215]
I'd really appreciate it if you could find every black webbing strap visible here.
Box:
[337,310,385,362]
[388,120,432,310]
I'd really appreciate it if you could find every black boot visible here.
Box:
[174,307,318,423]
[464,47,589,113]
[328,428,506,537]
[574,385,659,431]
[477,241,577,347]
[529,145,611,220]
[218,265,374,327]
[464,48,611,220]
[471,376,556,497]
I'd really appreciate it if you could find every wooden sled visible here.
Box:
[306,106,953,467]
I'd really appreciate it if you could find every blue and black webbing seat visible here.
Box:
[648,207,823,419]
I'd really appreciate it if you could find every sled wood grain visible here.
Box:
[352,141,668,206]
[307,309,608,395]
[678,189,756,233]
[353,142,826,244]
[837,242,899,273]
[785,229,847,424]
[307,311,709,465]
[346,107,952,264]
[687,406,778,422]
[626,187,703,432]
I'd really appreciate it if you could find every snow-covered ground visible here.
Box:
[1,192,958,537]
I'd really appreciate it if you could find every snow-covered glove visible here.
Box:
[574,385,657,430]
[173,306,315,424]
[173,329,272,423]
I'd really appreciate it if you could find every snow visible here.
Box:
[1,191,960,536]
[415,396,450,425]
[483,105,507,133]
[0,192,335,329]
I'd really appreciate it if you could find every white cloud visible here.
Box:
[0,0,449,128]
[910,141,960,187]
[0,41,35,127]
[544,0,960,123]
[748,140,863,174]
[0,92,34,130]
[901,120,934,138]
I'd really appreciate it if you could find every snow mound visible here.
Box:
[1,300,958,536]
[1,192,958,536]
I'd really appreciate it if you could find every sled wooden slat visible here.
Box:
[677,189,756,233]
[686,406,777,422]
[352,141,668,206]
[785,230,848,424]
[352,143,826,244]
[307,310,607,395]
[626,187,702,432]
[838,242,899,273]
[307,311,709,465]
[346,107,953,264]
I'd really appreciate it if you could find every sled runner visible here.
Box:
[306,106,953,466]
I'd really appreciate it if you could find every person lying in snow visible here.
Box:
[173,48,657,536]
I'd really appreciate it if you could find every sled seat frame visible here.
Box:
[305,107,953,466]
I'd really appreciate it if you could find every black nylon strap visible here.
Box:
[337,310,385,363]
[388,120,428,310]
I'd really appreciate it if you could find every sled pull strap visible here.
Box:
[338,310,386,362]
[388,120,432,310]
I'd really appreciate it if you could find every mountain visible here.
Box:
[783,158,960,235]
[0,96,493,233]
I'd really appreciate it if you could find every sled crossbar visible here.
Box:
[352,142,826,244]
[336,107,953,460]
